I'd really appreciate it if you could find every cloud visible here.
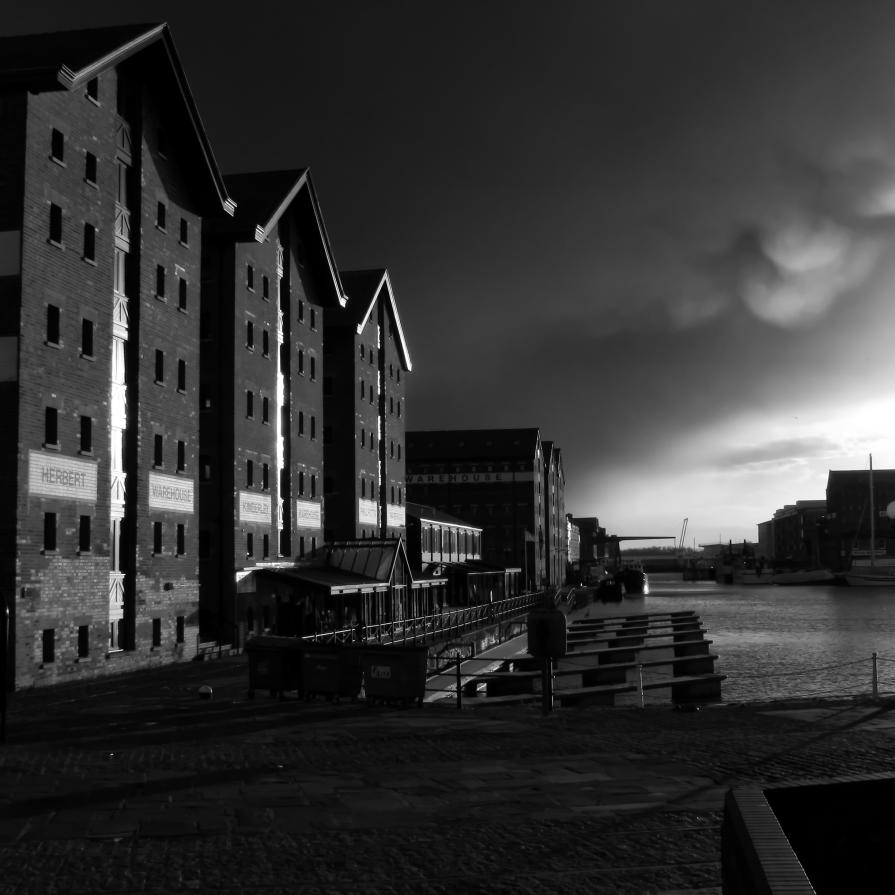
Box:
[715,436,842,470]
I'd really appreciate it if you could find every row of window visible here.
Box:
[44,408,94,454]
[359,427,403,460]
[358,343,402,383]
[46,306,95,357]
[154,350,189,391]
[39,615,186,666]
[358,379,402,416]
[156,265,190,311]
[49,128,97,187]
[245,265,317,334]
[359,479,404,504]
[155,201,190,246]
[40,511,189,557]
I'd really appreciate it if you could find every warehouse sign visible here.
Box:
[387,504,405,528]
[148,472,194,513]
[358,498,378,526]
[407,470,534,485]
[28,450,97,502]
[239,491,271,524]
[295,499,321,529]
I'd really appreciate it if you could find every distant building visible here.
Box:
[566,514,580,577]
[542,441,566,588]
[572,517,607,566]
[406,428,550,589]
[404,501,520,606]
[761,500,826,568]
[825,469,895,570]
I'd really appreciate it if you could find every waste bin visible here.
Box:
[360,644,429,707]
[302,643,364,702]
[244,635,304,699]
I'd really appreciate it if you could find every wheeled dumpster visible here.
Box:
[360,644,429,707]
[302,643,364,702]
[244,635,304,699]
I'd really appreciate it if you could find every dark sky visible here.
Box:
[8,1,895,546]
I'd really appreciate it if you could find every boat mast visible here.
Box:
[870,453,876,566]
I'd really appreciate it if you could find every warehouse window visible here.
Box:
[176,616,185,643]
[153,521,162,554]
[80,416,93,454]
[77,625,89,658]
[176,523,185,556]
[49,203,63,245]
[177,359,186,393]
[177,440,186,472]
[262,329,269,357]
[263,534,270,559]
[42,629,55,664]
[81,318,94,358]
[298,411,304,436]
[246,459,254,488]
[246,263,254,290]
[156,201,166,231]
[246,532,254,558]
[153,434,163,468]
[50,128,64,163]
[155,350,164,383]
[178,277,188,311]
[44,407,58,447]
[83,223,96,262]
[79,515,91,552]
[246,390,254,418]
[246,320,254,350]
[156,265,166,299]
[85,151,97,185]
[262,463,269,490]
[262,275,269,300]
[152,618,161,648]
[262,396,269,424]
[43,512,57,552]
[179,218,189,246]
[46,304,60,345]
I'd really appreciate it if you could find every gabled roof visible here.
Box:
[339,268,412,372]
[224,169,347,308]
[406,428,542,462]
[0,23,234,216]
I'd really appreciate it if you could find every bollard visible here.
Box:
[638,663,645,709]
[456,655,462,711]
[198,684,214,700]
[873,652,879,700]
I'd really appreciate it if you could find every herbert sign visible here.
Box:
[28,451,97,502]
[148,472,194,513]
[295,499,321,529]
[239,491,271,524]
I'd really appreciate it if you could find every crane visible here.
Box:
[678,518,688,555]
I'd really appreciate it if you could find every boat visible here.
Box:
[731,567,776,586]
[841,454,895,586]
[771,568,835,586]
[617,563,649,596]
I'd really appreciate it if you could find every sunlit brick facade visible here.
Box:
[0,25,234,686]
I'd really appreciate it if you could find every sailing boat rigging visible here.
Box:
[842,454,895,586]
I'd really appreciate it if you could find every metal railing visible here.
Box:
[302,591,545,647]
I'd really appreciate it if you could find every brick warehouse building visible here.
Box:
[406,428,556,589]
[0,25,236,687]
[323,268,411,541]
[199,169,347,645]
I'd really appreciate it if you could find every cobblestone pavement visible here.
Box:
[3,656,895,894]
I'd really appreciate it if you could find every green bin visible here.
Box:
[361,645,429,707]
[302,644,363,702]
[245,635,304,699]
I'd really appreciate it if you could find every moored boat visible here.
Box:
[771,568,835,586]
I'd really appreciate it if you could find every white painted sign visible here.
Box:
[148,472,194,513]
[28,450,97,501]
[387,504,405,528]
[295,499,321,529]
[239,490,271,524]
[358,498,378,526]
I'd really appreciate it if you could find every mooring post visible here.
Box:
[638,663,645,709]
[873,651,879,700]
[456,655,462,711]
[541,657,554,715]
